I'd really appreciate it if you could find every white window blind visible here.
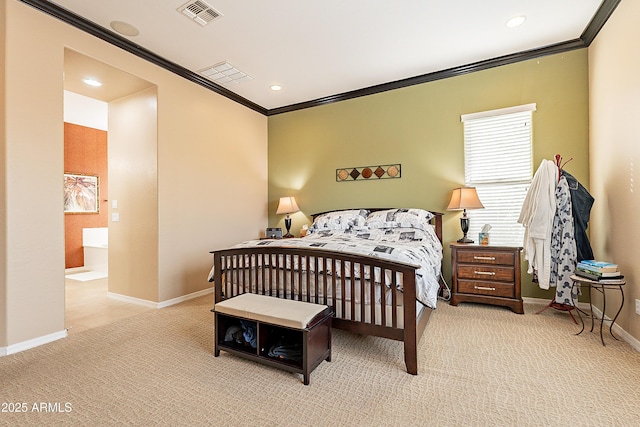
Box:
[462,104,535,246]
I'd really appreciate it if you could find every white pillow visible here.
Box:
[309,209,369,232]
[365,208,434,231]
[355,227,432,242]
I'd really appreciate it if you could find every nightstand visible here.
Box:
[450,243,523,314]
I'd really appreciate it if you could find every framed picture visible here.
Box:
[64,173,99,214]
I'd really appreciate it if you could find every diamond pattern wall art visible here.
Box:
[336,164,401,182]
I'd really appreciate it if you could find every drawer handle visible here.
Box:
[474,285,496,291]
[474,271,496,276]
[474,256,496,261]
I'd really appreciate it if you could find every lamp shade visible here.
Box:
[276,196,300,215]
[446,187,484,211]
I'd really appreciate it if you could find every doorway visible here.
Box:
[63,49,157,333]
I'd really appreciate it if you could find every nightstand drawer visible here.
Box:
[450,243,523,314]
[457,265,514,282]
[457,280,515,298]
[457,251,515,266]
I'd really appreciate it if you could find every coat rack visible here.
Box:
[554,153,573,180]
[535,153,578,322]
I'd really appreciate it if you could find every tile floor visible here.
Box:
[65,275,152,334]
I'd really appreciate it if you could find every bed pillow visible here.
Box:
[357,227,432,242]
[365,208,434,231]
[309,209,370,233]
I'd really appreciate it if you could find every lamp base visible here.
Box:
[284,216,293,238]
[457,215,473,243]
[457,236,474,244]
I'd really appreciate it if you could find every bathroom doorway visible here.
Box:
[63,49,156,333]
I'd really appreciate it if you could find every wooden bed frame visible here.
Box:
[211,210,443,375]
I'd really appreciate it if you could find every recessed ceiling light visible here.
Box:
[110,21,140,37]
[270,85,282,91]
[506,15,526,28]
[83,78,102,87]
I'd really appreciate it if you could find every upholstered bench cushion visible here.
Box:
[214,293,330,330]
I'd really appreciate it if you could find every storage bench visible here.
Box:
[213,293,332,385]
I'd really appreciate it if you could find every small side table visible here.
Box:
[570,274,626,346]
[450,244,523,314]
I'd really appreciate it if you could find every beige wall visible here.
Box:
[268,49,590,300]
[157,79,268,302]
[5,0,66,345]
[108,87,159,301]
[1,0,267,348]
[0,0,7,348]
[589,0,640,343]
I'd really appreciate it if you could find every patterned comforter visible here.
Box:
[215,226,443,309]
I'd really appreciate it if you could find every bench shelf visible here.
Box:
[213,294,332,385]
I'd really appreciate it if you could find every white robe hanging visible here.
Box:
[518,159,558,289]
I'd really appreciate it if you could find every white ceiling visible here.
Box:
[47,0,607,111]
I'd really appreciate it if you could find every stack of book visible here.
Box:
[575,260,623,283]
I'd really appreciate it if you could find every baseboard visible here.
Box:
[589,306,640,352]
[524,297,640,352]
[0,329,68,357]
[107,292,158,308]
[157,287,213,308]
[107,287,213,309]
[0,288,214,357]
[522,296,591,311]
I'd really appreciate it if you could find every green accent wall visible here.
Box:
[268,49,590,300]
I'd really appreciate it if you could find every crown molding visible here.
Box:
[20,0,620,117]
[267,38,586,116]
[18,0,267,115]
[269,0,620,115]
[581,0,621,45]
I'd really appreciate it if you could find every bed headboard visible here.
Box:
[310,208,443,243]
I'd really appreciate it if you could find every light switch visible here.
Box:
[112,213,120,222]
[112,200,118,209]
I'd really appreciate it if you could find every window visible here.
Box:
[461,104,535,246]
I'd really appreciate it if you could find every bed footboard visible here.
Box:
[211,246,427,374]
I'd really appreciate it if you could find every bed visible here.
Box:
[209,208,444,374]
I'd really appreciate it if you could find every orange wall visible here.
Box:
[64,122,108,268]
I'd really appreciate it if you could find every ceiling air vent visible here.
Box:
[198,62,254,86]
[178,0,222,26]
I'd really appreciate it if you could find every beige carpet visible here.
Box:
[64,277,152,335]
[2,296,639,426]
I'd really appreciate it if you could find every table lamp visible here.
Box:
[447,187,484,243]
[276,196,300,238]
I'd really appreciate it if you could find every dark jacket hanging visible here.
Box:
[561,170,594,261]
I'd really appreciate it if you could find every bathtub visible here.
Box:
[83,227,108,274]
